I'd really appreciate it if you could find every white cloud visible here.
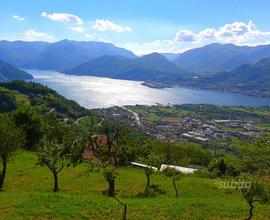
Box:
[41,12,83,25]
[123,20,270,55]
[84,33,96,40]
[12,15,25,21]
[122,40,188,55]
[70,26,85,33]
[175,29,198,42]
[23,29,55,42]
[175,20,270,45]
[92,19,132,32]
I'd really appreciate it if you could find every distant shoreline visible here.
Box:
[142,81,270,99]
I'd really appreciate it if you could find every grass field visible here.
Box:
[0,86,30,106]
[1,151,270,219]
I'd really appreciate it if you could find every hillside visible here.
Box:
[0,60,33,80]
[160,53,180,61]
[64,53,185,81]
[1,82,270,220]
[0,40,136,70]
[0,80,98,120]
[146,55,270,97]
[174,43,270,74]
[63,55,132,77]
[200,57,270,97]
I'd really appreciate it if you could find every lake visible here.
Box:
[28,70,270,109]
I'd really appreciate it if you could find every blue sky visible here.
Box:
[1,0,270,54]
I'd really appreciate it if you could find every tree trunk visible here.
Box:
[145,169,150,193]
[245,202,254,220]
[108,179,115,197]
[173,177,178,198]
[53,172,59,192]
[0,158,7,191]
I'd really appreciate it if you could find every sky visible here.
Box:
[1,0,270,55]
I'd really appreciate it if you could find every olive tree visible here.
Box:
[13,106,43,150]
[163,167,181,198]
[239,137,270,175]
[241,176,270,220]
[37,123,76,192]
[87,119,127,197]
[37,140,70,192]
[0,114,25,191]
[140,152,164,194]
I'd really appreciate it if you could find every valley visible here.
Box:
[97,105,270,152]
[0,76,270,220]
[1,2,270,219]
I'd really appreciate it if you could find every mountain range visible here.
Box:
[172,43,270,74]
[199,57,270,97]
[0,39,136,70]
[0,40,270,97]
[148,56,270,97]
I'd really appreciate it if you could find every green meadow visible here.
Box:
[1,151,270,220]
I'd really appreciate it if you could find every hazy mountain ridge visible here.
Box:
[0,40,49,68]
[149,56,270,97]
[173,43,270,74]
[0,40,137,70]
[0,59,33,80]
[203,56,270,97]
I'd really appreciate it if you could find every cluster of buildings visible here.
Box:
[96,106,265,144]
[135,113,263,143]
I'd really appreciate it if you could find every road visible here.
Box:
[121,106,142,126]
[73,116,89,125]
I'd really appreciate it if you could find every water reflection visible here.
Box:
[28,70,270,109]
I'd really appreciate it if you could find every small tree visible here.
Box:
[0,114,25,191]
[87,119,127,197]
[241,176,270,220]
[239,137,270,176]
[163,167,181,198]
[13,106,43,150]
[37,140,69,192]
[208,158,240,177]
[140,152,163,194]
[37,124,75,192]
[0,92,17,113]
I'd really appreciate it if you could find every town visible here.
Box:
[96,104,270,146]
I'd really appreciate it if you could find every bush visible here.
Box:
[195,168,217,178]
[0,92,17,113]
[208,158,240,177]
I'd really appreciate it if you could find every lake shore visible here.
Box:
[27,69,270,109]
[142,81,270,98]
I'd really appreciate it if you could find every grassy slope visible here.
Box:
[1,152,270,220]
[0,86,30,106]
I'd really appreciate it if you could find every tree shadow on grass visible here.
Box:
[137,184,166,198]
